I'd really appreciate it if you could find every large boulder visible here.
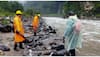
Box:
[0,45,10,51]
[0,24,12,32]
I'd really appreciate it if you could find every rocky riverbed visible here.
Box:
[0,17,100,56]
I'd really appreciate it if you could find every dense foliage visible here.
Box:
[0,1,99,17]
[0,1,23,16]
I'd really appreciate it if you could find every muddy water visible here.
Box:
[43,17,100,56]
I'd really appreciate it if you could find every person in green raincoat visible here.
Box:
[63,11,82,56]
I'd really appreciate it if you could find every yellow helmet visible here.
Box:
[16,10,23,15]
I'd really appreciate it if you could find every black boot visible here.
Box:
[14,43,19,51]
[19,42,24,49]
[34,32,37,36]
[70,49,75,56]
[14,48,19,51]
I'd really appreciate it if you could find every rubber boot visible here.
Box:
[34,32,37,36]
[14,43,19,51]
[19,42,24,49]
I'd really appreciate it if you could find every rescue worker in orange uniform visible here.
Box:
[32,13,40,36]
[13,10,25,51]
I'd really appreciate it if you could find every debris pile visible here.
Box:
[22,18,66,56]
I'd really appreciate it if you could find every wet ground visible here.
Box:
[0,17,100,56]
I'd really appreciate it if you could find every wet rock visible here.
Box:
[48,26,53,30]
[43,52,51,55]
[48,26,56,34]
[42,46,47,50]
[39,36,42,39]
[38,42,44,46]
[37,52,42,56]
[23,37,34,44]
[0,25,12,32]
[7,38,14,41]
[0,38,3,42]
[51,49,66,56]
[0,45,10,51]
[51,45,64,51]
[34,42,44,47]
[49,42,57,46]
[0,50,5,56]
[49,29,56,34]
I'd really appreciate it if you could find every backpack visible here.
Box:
[74,20,81,32]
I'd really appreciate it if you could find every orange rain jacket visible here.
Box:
[13,16,25,43]
[32,16,39,32]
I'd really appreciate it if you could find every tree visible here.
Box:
[25,8,35,16]
[0,1,24,16]
[23,1,65,14]
[92,2,100,17]
[63,2,82,17]
[9,1,24,13]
